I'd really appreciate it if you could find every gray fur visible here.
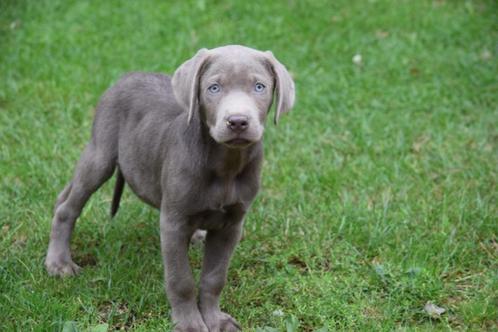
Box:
[45,45,295,332]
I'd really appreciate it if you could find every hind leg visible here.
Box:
[53,182,72,214]
[45,143,115,276]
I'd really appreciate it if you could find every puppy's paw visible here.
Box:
[45,256,81,277]
[190,229,207,246]
[203,311,241,332]
[173,316,208,332]
[172,306,209,332]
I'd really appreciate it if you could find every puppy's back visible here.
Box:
[91,72,183,144]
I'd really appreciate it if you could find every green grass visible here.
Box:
[1,0,497,331]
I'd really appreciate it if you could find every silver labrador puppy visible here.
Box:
[45,45,295,331]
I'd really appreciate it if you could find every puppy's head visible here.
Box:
[172,45,295,148]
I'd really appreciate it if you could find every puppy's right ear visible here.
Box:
[171,48,210,124]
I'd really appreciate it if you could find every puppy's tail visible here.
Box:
[111,167,125,218]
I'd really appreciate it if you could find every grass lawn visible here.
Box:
[1,0,497,331]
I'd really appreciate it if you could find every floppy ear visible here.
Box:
[171,48,210,124]
[265,51,296,125]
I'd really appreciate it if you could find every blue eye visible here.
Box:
[208,83,221,94]
[254,82,266,93]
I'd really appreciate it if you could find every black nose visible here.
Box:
[226,115,249,132]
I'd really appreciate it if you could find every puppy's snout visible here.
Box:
[226,115,249,133]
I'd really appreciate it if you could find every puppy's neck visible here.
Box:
[213,145,252,178]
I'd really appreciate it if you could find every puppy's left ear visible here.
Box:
[172,48,210,124]
[265,51,295,125]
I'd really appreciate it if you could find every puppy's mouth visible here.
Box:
[224,138,253,148]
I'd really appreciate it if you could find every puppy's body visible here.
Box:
[45,45,294,331]
[97,72,261,218]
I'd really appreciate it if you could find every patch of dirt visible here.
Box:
[288,255,308,273]
[98,301,136,331]
[74,252,97,267]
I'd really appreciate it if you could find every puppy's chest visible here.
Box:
[193,176,252,229]
[206,175,244,209]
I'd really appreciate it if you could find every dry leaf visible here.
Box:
[411,135,430,153]
[375,30,389,39]
[352,54,362,66]
[424,302,446,318]
[480,49,492,61]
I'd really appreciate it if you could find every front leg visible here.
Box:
[199,218,244,332]
[160,211,208,332]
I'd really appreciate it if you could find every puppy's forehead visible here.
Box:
[204,46,271,79]
[209,44,265,60]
